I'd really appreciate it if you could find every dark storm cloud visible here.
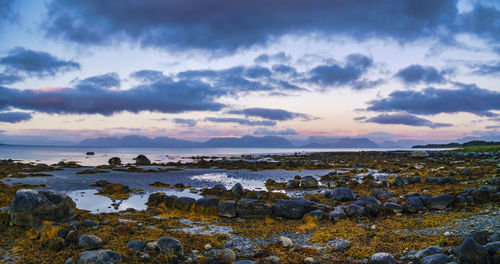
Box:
[366,84,500,117]
[0,73,225,115]
[130,70,165,82]
[0,72,23,85]
[228,107,313,121]
[307,54,373,87]
[365,113,452,128]
[43,0,481,53]
[253,128,298,136]
[173,118,197,127]
[205,117,276,127]
[0,47,80,77]
[472,61,500,76]
[0,111,32,123]
[395,65,446,84]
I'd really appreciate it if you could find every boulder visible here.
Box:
[329,206,346,223]
[438,177,456,185]
[485,241,500,264]
[195,197,220,208]
[454,237,488,264]
[329,188,356,202]
[370,188,395,199]
[236,199,272,218]
[146,193,177,208]
[300,176,318,189]
[420,254,448,264]
[403,197,424,213]
[368,252,396,264]
[415,246,442,259]
[345,204,365,217]
[264,256,282,264]
[382,202,403,214]
[207,248,236,261]
[425,194,455,210]
[108,157,121,166]
[79,235,102,250]
[134,155,151,165]
[212,184,227,193]
[157,236,183,256]
[231,183,244,198]
[272,200,317,219]
[305,210,324,221]
[86,152,94,156]
[9,189,76,227]
[469,230,489,245]
[352,196,381,217]
[217,201,237,218]
[76,250,121,264]
[127,241,147,252]
[408,176,421,184]
[393,176,406,186]
[176,197,196,208]
[286,179,300,189]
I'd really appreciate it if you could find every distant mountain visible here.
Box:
[78,135,199,148]
[302,137,379,148]
[78,135,295,148]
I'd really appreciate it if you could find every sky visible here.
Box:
[0,0,499,145]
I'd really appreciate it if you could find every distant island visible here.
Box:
[78,135,380,148]
[412,140,500,149]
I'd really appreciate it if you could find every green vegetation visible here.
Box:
[450,145,500,152]
[413,140,500,149]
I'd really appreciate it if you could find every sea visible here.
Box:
[0,145,418,213]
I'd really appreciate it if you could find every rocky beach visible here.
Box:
[0,150,498,264]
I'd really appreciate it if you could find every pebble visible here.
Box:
[303,257,314,263]
[204,244,212,250]
[280,236,293,248]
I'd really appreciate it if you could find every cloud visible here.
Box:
[45,0,496,53]
[0,111,32,123]
[253,128,298,136]
[205,117,276,126]
[0,47,80,77]
[353,116,366,121]
[0,73,225,115]
[307,54,373,88]
[395,64,446,84]
[366,84,500,117]
[364,113,452,128]
[173,118,197,127]
[228,107,313,121]
[0,0,19,26]
[0,72,23,85]
[472,61,500,76]
[272,64,297,75]
[130,70,165,82]
[254,52,290,64]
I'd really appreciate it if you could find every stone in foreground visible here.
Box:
[369,252,396,264]
[76,250,122,264]
[272,200,317,219]
[9,189,76,227]
[157,236,183,256]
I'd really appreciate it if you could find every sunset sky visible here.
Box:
[0,0,499,145]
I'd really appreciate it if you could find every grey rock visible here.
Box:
[176,197,196,207]
[382,202,403,214]
[212,184,227,192]
[345,204,366,217]
[330,188,356,202]
[236,199,272,218]
[82,220,99,229]
[415,246,442,259]
[264,256,282,263]
[231,183,244,198]
[425,194,455,210]
[207,248,236,261]
[468,230,489,245]
[329,206,346,223]
[403,197,424,213]
[272,200,317,219]
[127,240,147,252]
[286,179,300,189]
[8,189,76,227]
[455,237,488,264]
[353,196,381,217]
[108,157,121,166]
[217,201,237,218]
[234,261,256,264]
[420,254,448,264]
[157,236,183,256]
[370,188,395,199]
[305,210,324,220]
[79,235,102,250]
[368,252,396,264]
[134,154,150,165]
[300,176,318,189]
[393,176,406,186]
[408,176,421,184]
[76,250,121,264]
[195,197,220,208]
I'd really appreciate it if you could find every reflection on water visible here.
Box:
[65,189,202,213]
[190,173,265,190]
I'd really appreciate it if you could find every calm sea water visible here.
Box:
[0,145,415,166]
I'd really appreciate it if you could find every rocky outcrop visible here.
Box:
[9,189,76,227]
[235,199,272,218]
[108,157,121,166]
[272,200,317,219]
[134,154,151,165]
